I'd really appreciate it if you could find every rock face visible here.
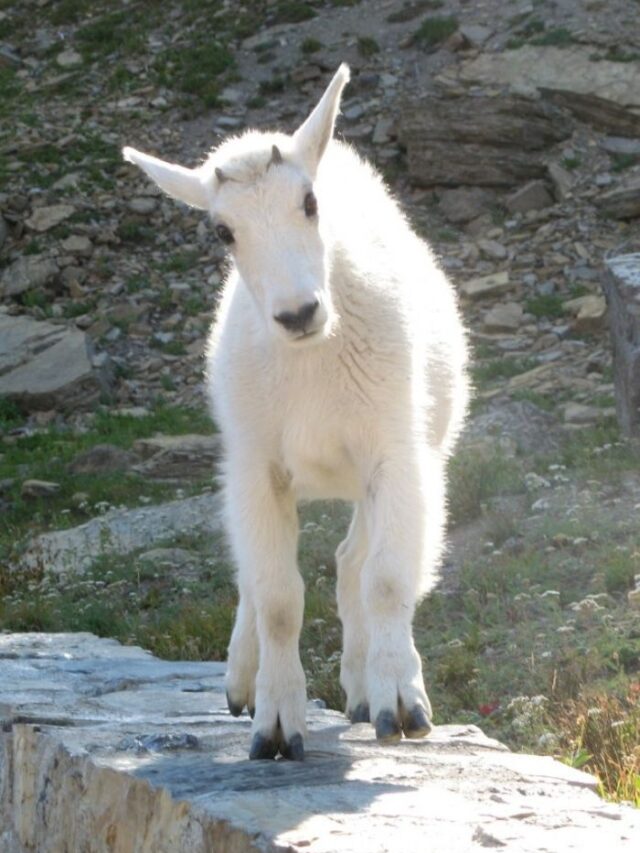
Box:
[21,492,223,574]
[595,178,640,220]
[1,633,639,853]
[0,255,58,297]
[0,311,110,411]
[602,254,640,436]
[132,434,222,481]
[459,47,640,115]
[400,96,569,187]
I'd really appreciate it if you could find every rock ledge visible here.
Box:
[1,633,638,852]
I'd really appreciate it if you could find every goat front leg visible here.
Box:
[362,446,446,742]
[224,460,306,760]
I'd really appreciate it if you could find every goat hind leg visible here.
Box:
[362,447,445,742]
[226,591,258,718]
[336,502,370,723]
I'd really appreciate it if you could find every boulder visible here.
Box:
[20,492,223,574]
[459,47,640,131]
[132,433,222,480]
[595,178,640,219]
[68,444,139,475]
[0,312,110,412]
[439,188,495,224]
[0,255,58,297]
[460,270,512,300]
[506,180,555,214]
[602,253,640,436]
[399,95,569,188]
[25,204,75,232]
[483,302,523,332]
[1,633,638,853]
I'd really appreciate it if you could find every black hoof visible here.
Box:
[348,702,370,724]
[248,705,255,719]
[402,704,432,739]
[226,692,244,717]
[279,732,305,761]
[249,732,278,760]
[375,710,402,743]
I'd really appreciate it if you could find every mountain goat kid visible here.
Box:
[123,64,469,761]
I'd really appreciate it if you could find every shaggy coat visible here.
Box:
[123,64,469,760]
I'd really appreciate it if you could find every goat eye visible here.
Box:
[304,191,318,218]
[215,223,234,245]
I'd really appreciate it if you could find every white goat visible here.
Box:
[123,64,469,761]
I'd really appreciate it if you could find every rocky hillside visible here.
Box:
[1,0,640,805]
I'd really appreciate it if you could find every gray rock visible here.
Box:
[68,444,139,475]
[463,400,565,455]
[129,196,158,215]
[25,204,75,232]
[21,479,61,499]
[0,255,58,296]
[595,178,640,219]
[547,162,574,200]
[459,47,640,115]
[20,492,223,574]
[460,271,512,300]
[563,402,602,425]
[56,49,82,68]
[601,137,640,157]
[400,96,568,188]
[1,633,638,853]
[477,239,507,261]
[506,180,554,214]
[0,215,7,250]
[439,188,495,224]
[132,433,222,481]
[483,302,523,332]
[542,90,640,137]
[0,312,110,412]
[602,254,640,436]
[60,234,93,257]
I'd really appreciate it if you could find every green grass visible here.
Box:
[525,293,565,319]
[357,36,380,58]
[0,402,215,564]
[300,37,323,55]
[472,356,539,386]
[413,15,458,48]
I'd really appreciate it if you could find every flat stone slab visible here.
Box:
[1,634,638,852]
[20,492,223,574]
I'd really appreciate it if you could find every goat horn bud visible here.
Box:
[215,167,227,183]
[269,144,283,167]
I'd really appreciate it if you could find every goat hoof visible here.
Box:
[248,705,256,719]
[226,692,244,717]
[279,733,305,761]
[402,704,432,739]
[348,702,370,724]
[375,710,402,743]
[249,733,278,760]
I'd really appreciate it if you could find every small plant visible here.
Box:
[272,1,317,24]
[525,293,565,319]
[562,156,581,171]
[300,38,323,55]
[387,1,443,24]
[530,27,575,47]
[413,15,458,49]
[611,153,638,173]
[357,36,380,58]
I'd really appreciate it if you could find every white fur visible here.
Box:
[123,64,470,752]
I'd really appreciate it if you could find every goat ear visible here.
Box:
[122,147,209,210]
[293,63,350,175]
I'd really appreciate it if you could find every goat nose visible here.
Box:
[274,300,319,333]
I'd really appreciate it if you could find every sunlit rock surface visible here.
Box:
[1,633,638,852]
